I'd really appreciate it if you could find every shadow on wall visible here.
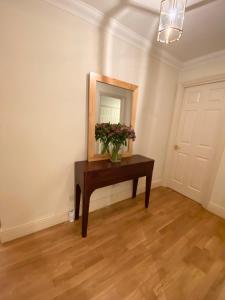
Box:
[96,0,219,74]
[97,0,159,75]
[95,0,169,156]
[93,0,177,183]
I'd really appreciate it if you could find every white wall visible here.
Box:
[138,56,179,182]
[0,0,179,242]
[180,54,225,82]
[209,149,225,219]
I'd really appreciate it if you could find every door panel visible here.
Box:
[169,82,225,203]
[198,110,221,147]
[179,110,197,144]
[189,156,207,191]
[173,152,188,184]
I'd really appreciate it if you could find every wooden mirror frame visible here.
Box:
[88,72,138,161]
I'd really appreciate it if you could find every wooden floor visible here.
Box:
[1,188,225,300]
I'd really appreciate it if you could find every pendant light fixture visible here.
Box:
[157,0,187,44]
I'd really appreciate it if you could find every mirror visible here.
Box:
[88,72,138,161]
[96,82,132,126]
[95,82,132,155]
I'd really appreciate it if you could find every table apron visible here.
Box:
[85,163,153,191]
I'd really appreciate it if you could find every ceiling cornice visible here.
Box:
[183,49,225,70]
[150,48,183,70]
[46,0,102,26]
[44,0,151,49]
[44,0,182,69]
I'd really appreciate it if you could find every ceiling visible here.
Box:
[80,0,225,62]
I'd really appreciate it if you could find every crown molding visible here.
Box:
[45,0,102,26]
[150,47,183,70]
[183,49,225,70]
[107,18,151,50]
[43,0,183,69]
[44,0,151,50]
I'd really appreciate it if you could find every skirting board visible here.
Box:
[0,179,161,243]
[0,211,69,244]
[207,202,225,220]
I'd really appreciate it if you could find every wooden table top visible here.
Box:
[75,155,154,173]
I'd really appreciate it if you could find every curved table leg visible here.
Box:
[82,190,91,237]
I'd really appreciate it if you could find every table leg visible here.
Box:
[75,184,81,220]
[132,178,138,198]
[145,176,152,208]
[82,191,91,237]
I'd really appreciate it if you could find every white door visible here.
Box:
[169,81,225,203]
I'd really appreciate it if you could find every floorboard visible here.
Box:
[1,187,225,300]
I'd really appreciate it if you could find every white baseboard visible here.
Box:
[1,180,161,243]
[207,202,225,220]
[151,179,162,189]
[0,211,69,243]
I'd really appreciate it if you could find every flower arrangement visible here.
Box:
[95,123,136,162]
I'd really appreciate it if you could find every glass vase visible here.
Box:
[109,144,122,163]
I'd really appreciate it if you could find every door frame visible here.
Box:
[163,73,225,208]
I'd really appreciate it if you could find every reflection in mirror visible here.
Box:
[96,82,132,154]
[99,96,121,124]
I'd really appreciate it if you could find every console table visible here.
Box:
[74,155,154,237]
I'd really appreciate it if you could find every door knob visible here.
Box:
[174,145,180,150]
